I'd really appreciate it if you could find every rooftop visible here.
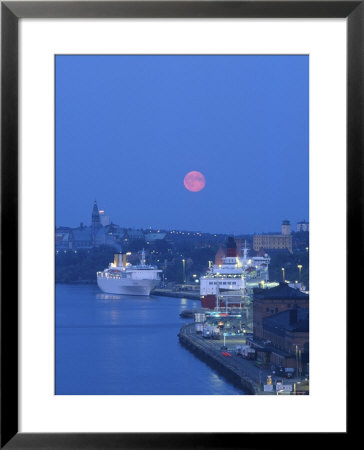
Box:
[254,282,309,300]
[123,229,145,240]
[72,228,92,241]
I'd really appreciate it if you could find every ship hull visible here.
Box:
[97,277,160,296]
[201,294,244,309]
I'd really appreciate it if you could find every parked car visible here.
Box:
[278,367,295,378]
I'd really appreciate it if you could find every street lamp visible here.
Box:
[281,267,285,282]
[297,265,302,283]
[299,349,302,378]
[182,259,186,284]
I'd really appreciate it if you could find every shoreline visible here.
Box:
[56,280,97,285]
[55,282,200,301]
[178,323,258,395]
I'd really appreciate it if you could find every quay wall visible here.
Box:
[152,289,200,300]
[178,323,258,395]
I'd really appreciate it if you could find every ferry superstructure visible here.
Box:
[97,250,162,295]
[200,238,270,309]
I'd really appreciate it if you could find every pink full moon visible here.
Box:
[183,171,206,192]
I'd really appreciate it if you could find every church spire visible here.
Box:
[91,200,101,246]
[92,200,100,225]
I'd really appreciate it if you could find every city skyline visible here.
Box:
[56,55,309,234]
[57,200,308,236]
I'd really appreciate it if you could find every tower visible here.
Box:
[91,200,102,246]
[281,220,291,235]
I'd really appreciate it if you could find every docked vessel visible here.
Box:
[200,237,270,309]
[97,250,162,295]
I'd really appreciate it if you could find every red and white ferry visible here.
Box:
[200,237,270,309]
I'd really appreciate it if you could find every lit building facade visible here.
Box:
[253,220,293,253]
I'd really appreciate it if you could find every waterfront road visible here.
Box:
[182,323,270,387]
[180,323,309,394]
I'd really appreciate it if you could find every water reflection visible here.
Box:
[56,284,245,395]
[96,293,122,301]
[209,372,224,388]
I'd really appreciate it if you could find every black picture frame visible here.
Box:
[1,1,355,448]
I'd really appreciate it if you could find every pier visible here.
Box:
[178,323,260,394]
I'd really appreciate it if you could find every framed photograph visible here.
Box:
[1,1,355,447]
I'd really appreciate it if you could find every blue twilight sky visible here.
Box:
[56,55,309,234]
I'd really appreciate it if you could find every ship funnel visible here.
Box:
[122,254,127,267]
[114,254,123,267]
[226,237,237,257]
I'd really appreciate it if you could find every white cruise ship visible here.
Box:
[97,250,162,295]
[200,237,270,309]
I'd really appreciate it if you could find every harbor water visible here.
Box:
[56,284,245,395]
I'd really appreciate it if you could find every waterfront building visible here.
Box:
[252,282,309,339]
[296,219,309,232]
[248,306,309,371]
[253,220,293,254]
[264,307,308,370]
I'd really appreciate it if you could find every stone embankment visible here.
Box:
[178,323,259,394]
